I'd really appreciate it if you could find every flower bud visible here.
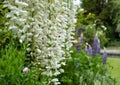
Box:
[23,67,29,73]
[72,40,78,45]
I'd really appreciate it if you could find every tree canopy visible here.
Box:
[81,0,120,41]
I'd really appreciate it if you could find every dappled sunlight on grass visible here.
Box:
[107,58,120,85]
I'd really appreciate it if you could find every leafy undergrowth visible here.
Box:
[57,47,115,85]
[107,58,120,85]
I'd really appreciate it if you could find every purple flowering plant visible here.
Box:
[102,48,108,64]
[92,35,101,56]
[85,44,92,55]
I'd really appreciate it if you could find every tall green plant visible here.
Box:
[0,41,43,85]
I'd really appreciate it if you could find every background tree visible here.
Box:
[111,0,120,37]
[81,0,120,42]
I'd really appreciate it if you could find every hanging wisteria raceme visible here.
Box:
[3,0,29,43]
[4,0,75,85]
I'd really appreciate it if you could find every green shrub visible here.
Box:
[75,9,108,47]
[0,41,44,85]
[58,47,116,85]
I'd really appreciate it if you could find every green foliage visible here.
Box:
[0,41,45,85]
[75,10,108,47]
[58,47,116,85]
[111,0,120,23]
[0,42,26,85]
[98,32,108,47]
[81,0,111,21]
[83,24,96,45]
[81,0,109,15]
[76,9,95,27]
[0,1,11,47]
[81,0,120,41]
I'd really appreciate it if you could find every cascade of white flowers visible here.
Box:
[3,0,29,43]
[4,0,75,84]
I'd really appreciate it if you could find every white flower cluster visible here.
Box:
[4,0,29,43]
[4,0,75,85]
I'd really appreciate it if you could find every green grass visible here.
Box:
[107,58,120,85]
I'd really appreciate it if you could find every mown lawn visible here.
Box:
[107,58,120,85]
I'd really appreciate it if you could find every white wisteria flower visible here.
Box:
[4,0,75,85]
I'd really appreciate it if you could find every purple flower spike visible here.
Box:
[92,36,101,56]
[85,47,92,55]
[102,51,108,64]
[85,44,92,55]
[88,47,92,55]
[75,33,84,52]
